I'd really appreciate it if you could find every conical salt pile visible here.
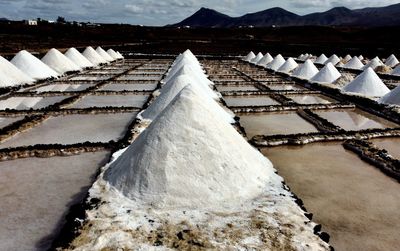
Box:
[277,57,298,73]
[297,54,304,60]
[310,62,341,83]
[358,55,364,60]
[266,54,285,71]
[379,85,400,105]
[324,54,340,66]
[256,53,273,66]
[116,51,124,59]
[104,84,277,208]
[107,49,121,60]
[166,57,204,80]
[82,46,107,65]
[343,56,364,70]
[244,51,255,62]
[291,59,318,80]
[96,46,115,62]
[41,48,81,74]
[343,54,352,63]
[299,53,311,61]
[140,74,233,123]
[314,54,328,64]
[385,54,399,68]
[342,67,390,97]
[391,65,400,76]
[65,48,94,68]
[0,55,34,87]
[11,50,59,80]
[250,52,263,64]
[362,57,383,70]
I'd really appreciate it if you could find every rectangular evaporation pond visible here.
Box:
[69,95,149,109]
[133,71,165,75]
[100,83,157,92]
[223,96,279,107]
[34,84,91,93]
[0,151,110,251]
[0,113,137,148]
[0,116,24,129]
[88,70,125,75]
[216,85,259,92]
[267,84,306,91]
[261,142,400,251]
[315,109,399,131]
[0,96,66,110]
[239,112,319,138]
[290,94,336,105]
[69,75,111,81]
[370,137,400,160]
[116,75,161,81]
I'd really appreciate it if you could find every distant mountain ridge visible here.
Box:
[170,4,400,27]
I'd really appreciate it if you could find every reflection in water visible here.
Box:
[291,95,334,104]
[224,96,279,106]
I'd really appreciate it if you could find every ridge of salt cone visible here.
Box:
[256,53,273,66]
[385,54,399,68]
[41,48,81,74]
[106,49,120,60]
[277,57,298,73]
[11,50,59,80]
[164,61,210,86]
[96,46,115,62]
[104,84,277,208]
[291,59,319,80]
[244,51,255,61]
[343,56,364,70]
[82,46,107,65]
[379,85,400,105]
[140,74,233,123]
[166,57,204,80]
[314,54,328,64]
[250,52,263,64]
[266,54,285,71]
[65,48,94,68]
[0,55,34,87]
[310,62,341,83]
[342,67,390,97]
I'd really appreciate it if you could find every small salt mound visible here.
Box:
[310,62,341,83]
[104,84,277,208]
[65,48,94,68]
[0,55,34,87]
[342,67,390,97]
[385,54,399,68]
[256,53,273,66]
[391,65,400,76]
[266,54,285,71]
[362,57,383,71]
[250,52,263,64]
[116,51,124,59]
[277,57,298,73]
[298,53,311,61]
[107,49,120,60]
[82,46,107,65]
[379,85,400,105]
[343,54,352,63]
[358,55,364,60]
[17,97,43,110]
[11,50,59,80]
[291,59,318,80]
[297,54,304,60]
[244,51,256,61]
[96,46,115,62]
[324,54,341,66]
[314,54,328,64]
[41,48,81,74]
[140,74,233,123]
[343,56,364,70]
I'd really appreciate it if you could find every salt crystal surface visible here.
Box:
[324,54,340,66]
[82,46,107,65]
[343,56,364,70]
[0,55,34,87]
[314,54,328,64]
[41,48,81,74]
[291,59,319,80]
[310,62,341,83]
[256,53,273,66]
[244,51,255,61]
[266,54,285,71]
[11,50,59,80]
[65,48,94,68]
[342,67,390,97]
[385,54,399,68]
[104,84,278,208]
[106,49,120,60]
[379,85,400,105]
[277,57,298,73]
[96,46,115,62]
[250,52,263,64]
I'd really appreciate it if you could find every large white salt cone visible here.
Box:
[82,46,107,65]
[106,49,121,60]
[104,84,279,209]
[257,53,273,66]
[0,55,34,87]
[96,46,115,62]
[342,67,390,97]
[41,48,81,74]
[11,50,59,80]
[379,85,400,105]
[277,57,298,73]
[314,54,328,64]
[291,59,319,80]
[343,56,364,70]
[266,54,285,71]
[65,48,94,68]
[310,62,341,83]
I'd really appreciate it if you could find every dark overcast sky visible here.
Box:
[0,0,398,26]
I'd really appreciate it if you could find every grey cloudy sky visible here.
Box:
[0,0,398,26]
